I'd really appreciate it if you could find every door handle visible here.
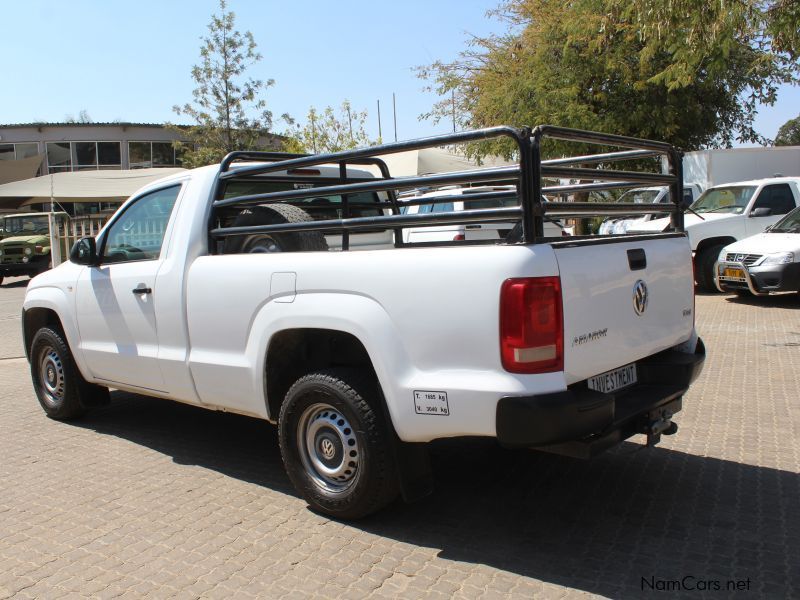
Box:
[132,287,152,295]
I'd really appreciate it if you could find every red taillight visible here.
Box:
[500,277,563,373]
[453,233,465,241]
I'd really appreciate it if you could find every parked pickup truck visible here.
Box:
[22,126,705,519]
[629,177,800,291]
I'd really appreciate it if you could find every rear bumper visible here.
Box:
[495,338,705,455]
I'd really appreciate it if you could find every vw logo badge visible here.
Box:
[633,280,648,316]
[736,254,745,262]
[320,438,336,460]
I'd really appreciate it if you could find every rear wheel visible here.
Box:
[695,244,725,293]
[30,327,109,420]
[278,368,399,519]
[225,205,328,254]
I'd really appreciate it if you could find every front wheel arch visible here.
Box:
[23,307,64,361]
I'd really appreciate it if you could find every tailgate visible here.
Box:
[552,235,694,384]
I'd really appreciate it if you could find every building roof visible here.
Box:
[0,122,187,129]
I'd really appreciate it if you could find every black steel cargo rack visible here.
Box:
[209,125,684,250]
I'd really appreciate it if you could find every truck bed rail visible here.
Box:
[210,125,684,248]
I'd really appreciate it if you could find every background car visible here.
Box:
[715,205,800,297]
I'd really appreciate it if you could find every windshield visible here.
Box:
[3,215,50,235]
[616,189,662,204]
[690,186,756,214]
[770,206,800,232]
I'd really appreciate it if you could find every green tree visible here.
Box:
[283,101,377,154]
[775,114,800,146]
[419,0,799,158]
[171,0,277,167]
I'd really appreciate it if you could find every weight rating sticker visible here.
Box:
[413,390,450,416]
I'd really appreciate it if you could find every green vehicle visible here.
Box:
[0,213,70,285]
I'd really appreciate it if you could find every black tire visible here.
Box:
[278,368,399,519]
[0,275,4,286]
[225,204,328,254]
[695,244,725,293]
[29,327,109,420]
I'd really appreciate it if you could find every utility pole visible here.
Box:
[346,104,353,146]
[393,93,398,142]
[452,90,456,133]
[377,100,382,141]
[310,111,317,153]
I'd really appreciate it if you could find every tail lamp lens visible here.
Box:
[500,277,563,373]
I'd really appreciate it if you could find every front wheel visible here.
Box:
[278,369,399,519]
[30,327,109,420]
[695,244,725,293]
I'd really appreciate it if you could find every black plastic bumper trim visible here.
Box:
[496,338,705,449]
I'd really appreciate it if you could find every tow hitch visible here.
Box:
[645,411,678,447]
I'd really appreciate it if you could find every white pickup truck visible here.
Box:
[22,126,705,519]
[629,177,800,291]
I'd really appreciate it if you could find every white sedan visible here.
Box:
[715,205,800,296]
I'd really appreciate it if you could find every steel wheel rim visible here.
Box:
[297,402,360,493]
[39,346,65,407]
[245,235,282,253]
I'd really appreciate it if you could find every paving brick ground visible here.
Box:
[0,276,798,599]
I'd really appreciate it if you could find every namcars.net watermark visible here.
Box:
[642,576,752,593]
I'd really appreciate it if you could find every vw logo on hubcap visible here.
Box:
[320,438,336,460]
[633,279,648,316]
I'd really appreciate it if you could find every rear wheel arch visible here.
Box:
[264,328,377,421]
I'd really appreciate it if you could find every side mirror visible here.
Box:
[750,207,772,217]
[70,237,98,266]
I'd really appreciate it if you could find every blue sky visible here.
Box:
[1,0,797,145]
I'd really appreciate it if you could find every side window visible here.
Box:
[431,201,454,213]
[102,185,180,264]
[753,184,795,215]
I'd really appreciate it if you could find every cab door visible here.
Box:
[746,183,798,236]
[75,185,181,392]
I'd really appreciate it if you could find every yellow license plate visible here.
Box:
[723,267,744,279]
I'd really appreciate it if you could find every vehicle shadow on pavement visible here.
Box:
[724,292,800,309]
[0,280,30,289]
[75,392,797,598]
[75,391,294,495]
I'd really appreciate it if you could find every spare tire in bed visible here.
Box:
[224,204,329,253]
